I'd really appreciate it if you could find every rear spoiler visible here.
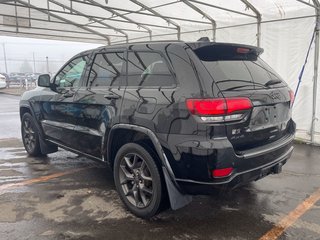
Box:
[188,42,263,61]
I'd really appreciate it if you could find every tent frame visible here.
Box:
[0,0,319,144]
[311,0,320,144]
[129,0,181,40]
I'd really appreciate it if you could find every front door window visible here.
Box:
[55,56,88,89]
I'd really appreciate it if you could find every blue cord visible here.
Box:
[294,28,316,102]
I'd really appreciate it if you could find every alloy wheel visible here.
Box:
[22,118,36,152]
[119,153,153,208]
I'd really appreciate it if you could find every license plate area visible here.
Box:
[249,103,289,131]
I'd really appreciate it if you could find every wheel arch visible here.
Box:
[106,124,177,179]
[106,124,192,210]
[20,104,32,120]
[20,103,57,155]
[19,104,43,136]
[106,125,166,169]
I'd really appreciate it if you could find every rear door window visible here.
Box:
[127,51,175,87]
[88,52,125,87]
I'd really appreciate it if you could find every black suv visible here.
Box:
[20,40,295,218]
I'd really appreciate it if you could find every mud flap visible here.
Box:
[162,167,192,210]
[39,138,58,155]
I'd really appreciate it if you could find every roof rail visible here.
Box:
[107,40,185,46]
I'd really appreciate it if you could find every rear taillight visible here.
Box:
[186,97,252,123]
[289,90,295,107]
[186,98,226,115]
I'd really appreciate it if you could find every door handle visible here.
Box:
[104,93,120,100]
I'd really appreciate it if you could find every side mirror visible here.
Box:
[38,74,51,88]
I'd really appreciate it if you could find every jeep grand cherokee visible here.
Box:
[20,40,295,218]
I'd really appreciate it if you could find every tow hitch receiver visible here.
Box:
[259,167,271,179]
[273,163,283,174]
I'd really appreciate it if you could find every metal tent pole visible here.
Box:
[130,0,181,40]
[15,0,111,44]
[297,0,319,9]
[32,52,36,73]
[181,0,216,41]
[46,56,49,74]
[86,0,152,41]
[311,0,320,144]
[311,28,319,143]
[188,0,256,18]
[2,43,8,74]
[48,0,128,43]
[241,0,261,47]
[311,19,319,143]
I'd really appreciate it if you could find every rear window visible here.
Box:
[194,45,285,91]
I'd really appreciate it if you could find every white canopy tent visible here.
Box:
[0,0,319,144]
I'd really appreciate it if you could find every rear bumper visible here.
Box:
[161,125,295,194]
[177,145,293,194]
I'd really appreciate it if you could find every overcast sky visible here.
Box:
[0,36,103,74]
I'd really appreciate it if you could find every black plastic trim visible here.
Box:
[237,133,295,158]
[175,146,293,185]
[108,124,176,180]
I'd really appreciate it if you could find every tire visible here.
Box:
[114,143,164,219]
[21,112,42,156]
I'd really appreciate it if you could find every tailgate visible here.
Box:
[190,43,294,151]
[224,88,292,151]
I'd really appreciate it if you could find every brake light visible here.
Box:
[237,47,250,54]
[212,167,234,178]
[186,98,226,115]
[186,98,252,122]
[289,90,295,107]
[225,98,252,114]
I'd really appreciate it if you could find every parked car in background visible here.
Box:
[19,40,296,218]
[8,72,42,87]
[10,72,26,85]
[0,72,9,80]
[0,73,9,88]
[0,74,6,89]
[24,73,42,87]
[31,73,42,82]
[25,73,33,81]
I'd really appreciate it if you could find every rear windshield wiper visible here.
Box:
[216,79,264,86]
[265,79,282,87]
[222,84,264,91]
[216,79,265,91]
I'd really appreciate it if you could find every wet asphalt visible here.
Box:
[0,93,320,240]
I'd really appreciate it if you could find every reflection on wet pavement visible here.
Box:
[0,138,319,240]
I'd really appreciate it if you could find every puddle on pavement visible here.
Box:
[0,147,27,160]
